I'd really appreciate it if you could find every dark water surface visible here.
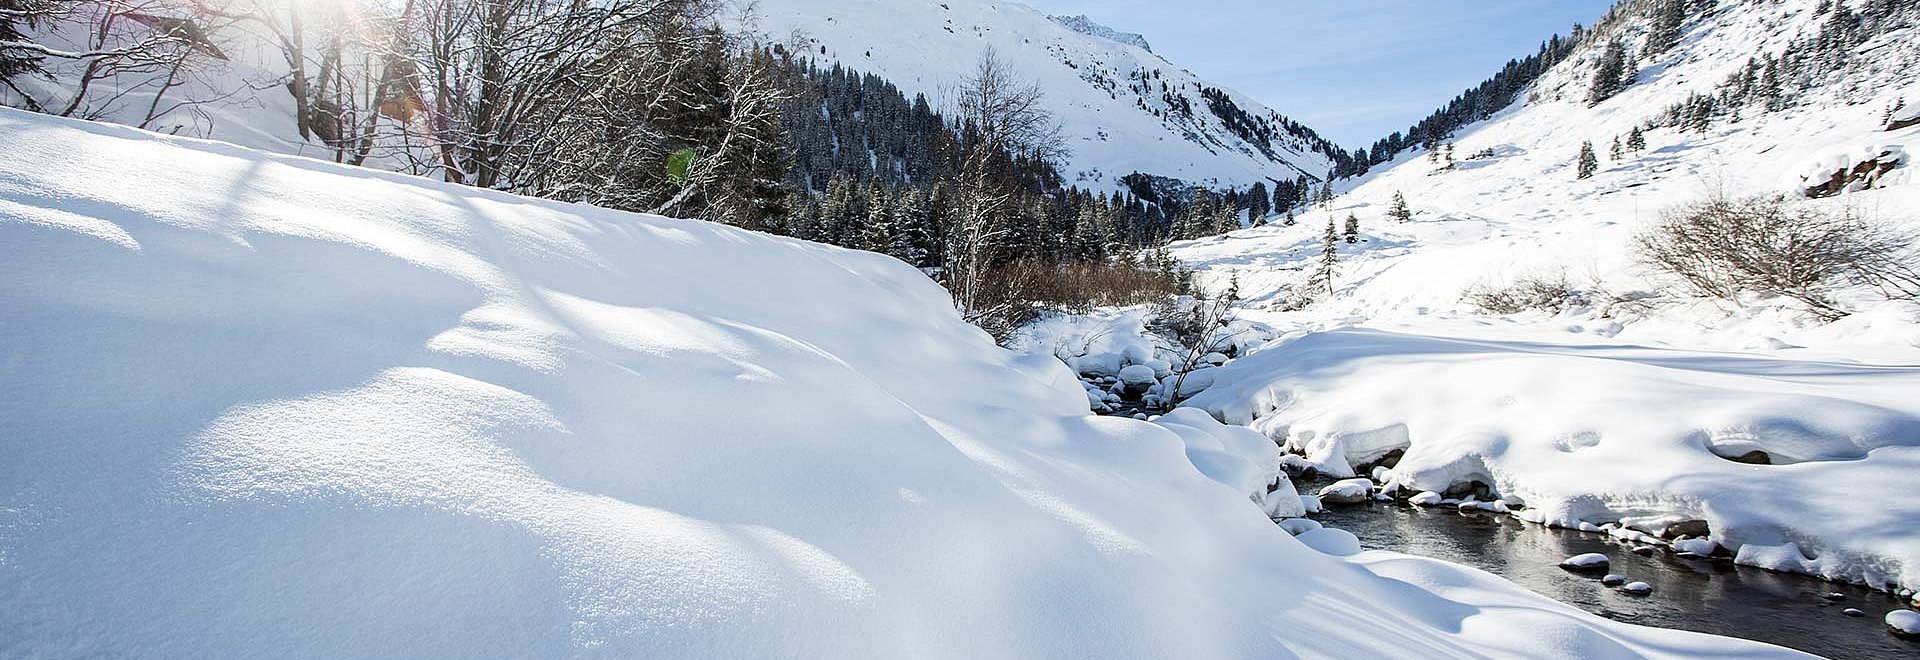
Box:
[1308,498,1920,659]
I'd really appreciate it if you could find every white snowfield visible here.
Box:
[1167,0,1920,592]
[748,0,1337,191]
[0,108,1805,658]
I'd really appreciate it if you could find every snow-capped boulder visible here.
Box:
[1884,609,1920,637]
[1560,553,1611,572]
[1318,478,1375,505]
[1409,491,1444,507]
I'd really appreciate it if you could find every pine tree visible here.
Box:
[1247,181,1271,221]
[1648,0,1686,55]
[1388,191,1414,223]
[1308,217,1339,298]
[1283,207,1296,226]
[1587,40,1629,106]
[1343,213,1360,244]
[1627,126,1647,152]
[862,183,898,255]
[894,187,935,267]
[1576,141,1599,180]
[1610,136,1624,161]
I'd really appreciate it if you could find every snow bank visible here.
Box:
[0,109,1806,657]
[1185,325,1920,591]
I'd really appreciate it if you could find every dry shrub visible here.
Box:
[1465,272,1590,315]
[968,259,1182,341]
[1634,195,1919,320]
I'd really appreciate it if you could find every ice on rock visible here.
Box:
[1300,494,1324,515]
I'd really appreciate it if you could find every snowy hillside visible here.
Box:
[748,0,1343,190]
[0,107,1811,657]
[1155,0,1920,591]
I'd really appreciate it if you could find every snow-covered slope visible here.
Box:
[1160,0,1920,591]
[0,107,1807,657]
[748,0,1341,190]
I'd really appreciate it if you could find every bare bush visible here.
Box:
[1634,195,1919,320]
[1465,272,1589,315]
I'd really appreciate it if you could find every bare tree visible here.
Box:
[956,46,1064,165]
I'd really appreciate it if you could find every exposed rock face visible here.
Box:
[1802,145,1906,198]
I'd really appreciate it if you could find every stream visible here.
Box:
[1302,492,1920,659]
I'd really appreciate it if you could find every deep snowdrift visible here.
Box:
[0,108,1801,657]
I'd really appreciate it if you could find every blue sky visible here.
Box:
[1021,0,1617,149]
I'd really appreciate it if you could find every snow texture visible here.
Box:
[0,108,1812,658]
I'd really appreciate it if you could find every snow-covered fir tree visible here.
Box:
[1389,191,1414,223]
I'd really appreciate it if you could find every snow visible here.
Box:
[1157,0,1920,593]
[0,108,1816,657]
[1117,364,1158,387]
[1410,491,1445,507]
[1294,528,1363,557]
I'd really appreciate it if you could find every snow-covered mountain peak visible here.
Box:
[1048,14,1153,52]
[750,0,1347,192]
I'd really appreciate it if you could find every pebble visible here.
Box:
[1631,546,1656,556]
[1620,582,1654,596]
[1843,608,1864,617]
[1820,592,1845,602]
[1601,574,1628,587]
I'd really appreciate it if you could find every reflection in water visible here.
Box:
[1311,500,1920,659]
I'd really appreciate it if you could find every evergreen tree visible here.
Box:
[1388,191,1414,223]
[862,181,897,255]
[1588,40,1630,106]
[1247,181,1271,222]
[1648,0,1687,55]
[1343,214,1360,244]
[1283,207,1296,226]
[1627,126,1647,152]
[1577,141,1599,180]
[894,187,936,266]
[1610,136,1624,161]
[1308,217,1339,298]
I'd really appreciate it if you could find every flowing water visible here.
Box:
[1306,497,1920,659]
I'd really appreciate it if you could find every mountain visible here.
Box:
[747,0,1349,192]
[1048,14,1153,53]
[1157,0,1920,591]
